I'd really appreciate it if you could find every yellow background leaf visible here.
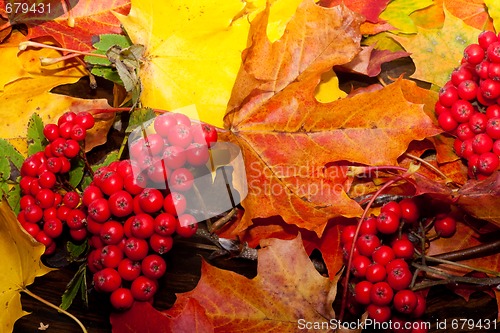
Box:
[116,0,251,128]
[392,8,481,87]
[0,200,53,332]
[117,0,309,128]
[314,69,346,102]
[0,31,29,91]
[484,0,500,33]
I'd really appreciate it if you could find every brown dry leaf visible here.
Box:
[111,235,341,332]
[455,172,500,227]
[0,200,54,332]
[339,45,410,77]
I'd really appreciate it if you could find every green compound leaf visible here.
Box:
[85,33,133,85]
[68,158,85,188]
[27,113,45,156]
[66,240,88,261]
[85,34,132,65]
[6,186,21,215]
[126,107,156,133]
[0,139,23,214]
[81,151,120,189]
[60,263,87,311]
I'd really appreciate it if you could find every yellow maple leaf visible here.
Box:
[0,200,53,332]
[0,46,111,155]
[484,0,500,33]
[0,31,29,91]
[392,8,481,87]
[117,0,340,127]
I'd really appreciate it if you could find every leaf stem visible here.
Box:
[424,255,500,277]
[21,287,88,333]
[404,153,454,183]
[18,41,107,59]
[411,263,500,287]
[431,239,500,262]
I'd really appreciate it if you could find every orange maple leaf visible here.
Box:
[222,1,441,237]
[111,235,341,332]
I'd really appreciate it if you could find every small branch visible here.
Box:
[40,53,82,66]
[424,255,500,277]
[19,41,107,59]
[22,288,88,333]
[208,208,237,232]
[404,153,459,186]
[431,240,500,262]
[412,263,500,286]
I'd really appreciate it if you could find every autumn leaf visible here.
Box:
[115,0,252,128]
[111,235,340,332]
[221,1,440,237]
[455,172,500,227]
[3,0,131,51]
[0,31,29,90]
[485,0,500,33]
[0,46,111,155]
[110,299,213,333]
[218,216,348,278]
[445,0,494,31]
[319,0,391,23]
[392,8,481,87]
[0,200,53,332]
[379,0,434,34]
[426,219,500,320]
[339,45,410,77]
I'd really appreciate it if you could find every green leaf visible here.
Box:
[6,186,21,215]
[0,139,24,171]
[66,240,88,260]
[85,34,132,66]
[60,263,87,311]
[68,158,85,188]
[93,151,120,171]
[126,107,156,133]
[106,44,144,108]
[81,151,120,189]
[90,66,123,85]
[0,140,23,214]
[27,113,45,156]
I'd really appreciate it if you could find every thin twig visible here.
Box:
[423,255,500,277]
[412,263,500,286]
[22,288,88,333]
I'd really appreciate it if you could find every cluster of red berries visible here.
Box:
[342,199,432,331]
[128,112,217,188]
[84,113,218,310]
[18,111,95,255]
[436,30,500,179]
